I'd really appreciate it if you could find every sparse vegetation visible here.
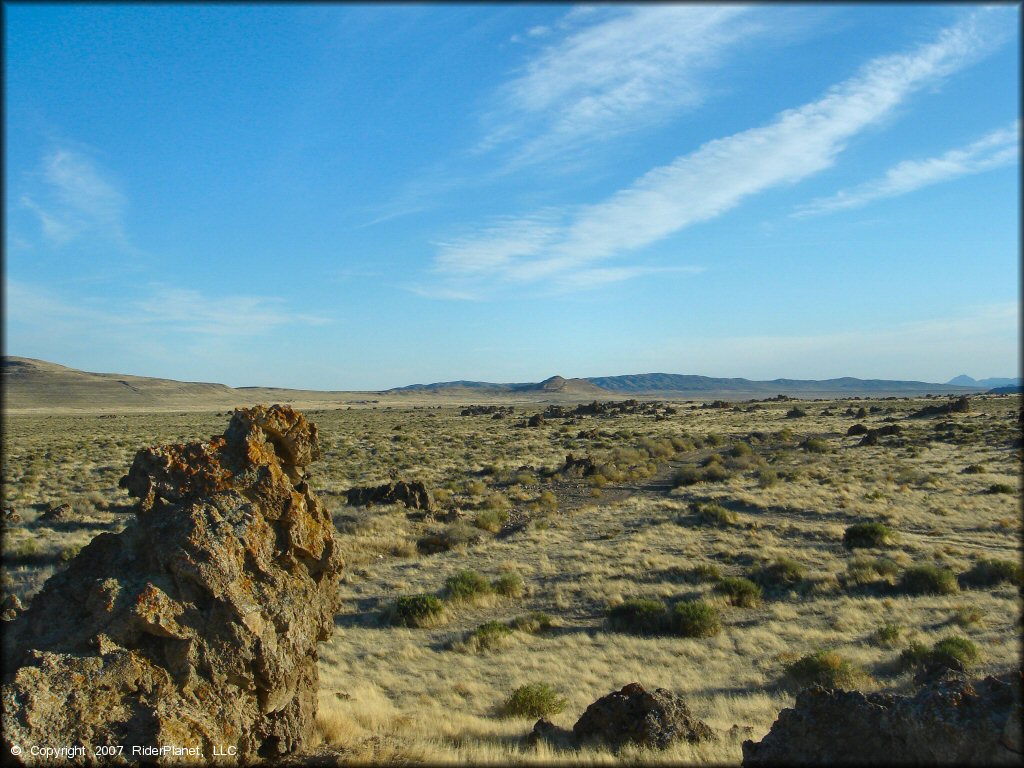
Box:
[444,570,494,603]
[3,392,1020,764]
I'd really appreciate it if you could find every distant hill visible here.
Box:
[946,374,1021,388]
[2,357,353,412]
[3,357,238,410]
[987,384,1023,394]
[387,372,978,397]
[587,373,979,395]
[387,375,605,395]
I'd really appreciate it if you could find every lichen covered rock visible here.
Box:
[2,405,343,764]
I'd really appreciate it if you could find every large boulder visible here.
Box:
[345,480,435,512]
[2,405,343,764]
[742,669,1022,765]
[572,682,715,749]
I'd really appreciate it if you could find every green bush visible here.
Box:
[756,468,779,488]
[960,558,1023,588]
[493,572,525,598]
[445,570,494,603]
[670,600,722,638]
[898,565,958,596]
[729,442,753,457]
[673,467,702,486]
[900,636,980,670]
[784,650,865,691]
[843,522,894,549]
[931,636,980,667]
[502,683,568,718]
[387,594,447,627]
[715,577,763,607]
[987,483,1015,494]
[606,598,668,635]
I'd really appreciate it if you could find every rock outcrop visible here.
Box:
[2,405,343,764]
[345,480,435,512]
[742,669,1022,766]
[572,683,715,749]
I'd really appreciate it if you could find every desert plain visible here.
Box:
[2,385,1021,764]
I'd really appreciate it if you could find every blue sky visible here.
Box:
[4,4,1020,390]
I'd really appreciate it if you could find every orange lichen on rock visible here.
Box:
[3,405,343,765]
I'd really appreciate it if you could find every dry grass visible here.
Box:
[3,394,1021,763]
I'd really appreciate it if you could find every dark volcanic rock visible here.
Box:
[345,480,435,512]
[742,669,1022,766]
[39,502,75,522]
[573,682,715,749]
[561,453,597,478]
[847,424,869,436]
[2,405,344,764]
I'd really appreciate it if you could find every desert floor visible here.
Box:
[2,394,1021,764]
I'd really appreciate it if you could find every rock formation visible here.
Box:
[573,683,715,748]
[2,405,343,764]
[742,669,1022,765]
[345,480,435,512]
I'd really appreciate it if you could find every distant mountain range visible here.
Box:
[387,372,984,397]
[4,356,1010,411]
[945,374,1022,388]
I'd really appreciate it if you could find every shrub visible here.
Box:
[900,636,980,671]
[752,557,805,590]
[874,623,902,645]
[693,501,738,527]
[729,442,753,457]
[387,594,447,627]
[987,483,1015,494]
[461,621,513,653]
[843,522,894,549]
[784,650,865,691]
[673,467,701,486]
[671,600,721,638]
[960,558,1023,588]
[493,572,525,598]
[962,464,986,474]
[689,563,722,582]
[474,508,509,533]
[899,565,958,596]
[511,612,554,634]
[931,636,979,667]
[786,407,808,418]
[606,598,668,635]
[715,577,763,607]
[756,468,778,488]
[502,683,568,719]
[898,641,931,670]
[445,570,494,603]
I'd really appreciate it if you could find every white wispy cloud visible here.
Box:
[20,148,129,246]
[794,120,1020,216]
[426,8,1011,299]
[480,5,763,164]
[6,280,328,340]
